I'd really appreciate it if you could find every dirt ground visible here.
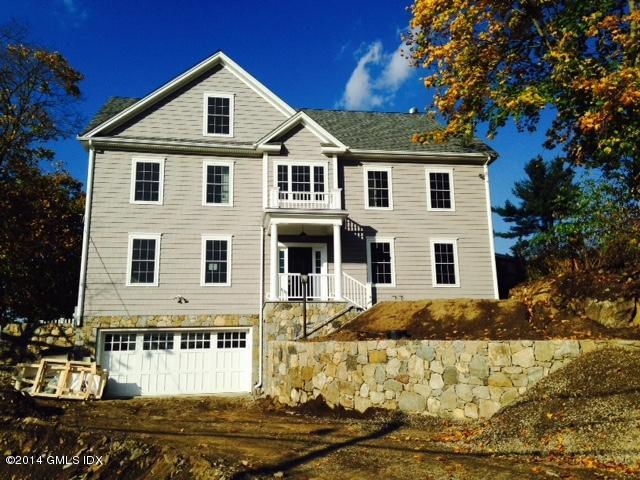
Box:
[324,299,640,341]
[0,390,637,479]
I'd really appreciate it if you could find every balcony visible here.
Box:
[269,188,342,210]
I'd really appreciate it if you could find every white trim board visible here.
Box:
[429,238,461,288]
[365,236,396,287]
[81,51,294,138]
[202,92,235,138]
[129,156,165,205]
[200,234,233,287]
[202,160,234,206]
[425,167,456,212]
[363,166,394,210]
[126,233,162,287]
[255,111,348,151]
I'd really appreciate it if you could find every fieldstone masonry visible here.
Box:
[267,339,640,419]
[263,302,357,341]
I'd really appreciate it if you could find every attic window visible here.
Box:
[203,92,233,137]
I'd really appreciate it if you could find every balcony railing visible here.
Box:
[269,188,342,210]
[278,273,335,300]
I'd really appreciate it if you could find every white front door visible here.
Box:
[100,329,252,397]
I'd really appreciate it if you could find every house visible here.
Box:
[75,51,498,397]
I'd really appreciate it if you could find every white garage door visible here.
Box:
[99,329,252,397]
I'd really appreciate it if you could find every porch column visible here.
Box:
[269,223,279,300]
[333,223,343,300]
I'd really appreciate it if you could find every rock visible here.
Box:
[440,387,458,411]
[416,345,435,361]
[488,372,512,387]
[368,350,387,363]
[443,366,458,386]
[385,357,401,376]
[488,343,511,366]
[512,348,535,367]
[354,395,371,413]
[323,381,339,406]
[469,355,489,378]
[455,384,473,402]
[500,388,519,406]
[374,366,386,383]
[430,360,444,374]
[534,342,555,362]
[585,298,636,328]
[398,391,426,412]
[408,356,425,379]
[383,379,403,392]
[464,403,479,419]
[370,391,385,405]
[429,373,444,389]
[479,399,500,418]
[414,383,431,397]
[427,397,440,414]
[472,386,490,399]
[360,383,370,397]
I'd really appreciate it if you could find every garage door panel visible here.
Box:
[101,329,251,397]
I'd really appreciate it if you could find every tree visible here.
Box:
[407,1,640,195]
[494,156,578,258]
[0,23,84,325]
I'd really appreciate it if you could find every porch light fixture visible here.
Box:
[300,226,307,237]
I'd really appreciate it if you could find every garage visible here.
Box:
[98,329,252,396]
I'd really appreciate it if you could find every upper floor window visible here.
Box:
[203,92,234,137]
[201,235,232,286]
[130,157,165,205]
[364,166,393,210]
[126,233,161,286]
[426,169,455,211]
[366,237,396,287]
[275,162,327,201]
[202,161,233,206]
[430,239,460,287]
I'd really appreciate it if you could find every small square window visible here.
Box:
[180,332,211,349]
[142,332,174,350]
[217,331,247,349]
[104,333,136,352]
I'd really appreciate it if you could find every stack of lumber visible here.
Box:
[13,358,108,400]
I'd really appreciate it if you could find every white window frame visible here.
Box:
[430,238,461,288]
[272,160,329,194]
[126,233,162,287]
[202,92,234,138]
[363,166,394,210]
[425,168,456,211]
[200,234,233,287]
[202,160,234,206]
[365,236,396,287]
[129,157,165,205]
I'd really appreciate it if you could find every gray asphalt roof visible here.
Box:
[83,98,494,155]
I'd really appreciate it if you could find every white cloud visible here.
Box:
[339,41,413,110]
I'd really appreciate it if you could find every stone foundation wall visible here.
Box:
[267,339,640,419]
[263,302,356,341]
[1,322,76,358]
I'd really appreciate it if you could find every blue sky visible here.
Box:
[2,0,559,253]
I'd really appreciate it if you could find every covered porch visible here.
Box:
[265,212,371,309]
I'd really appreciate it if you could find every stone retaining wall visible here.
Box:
[267,339,640,419]
[1,322,76,357]
[263,302,356,341]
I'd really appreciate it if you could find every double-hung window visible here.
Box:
[202,161,233,206]
[275,163,326,202]
[426,169,455,211]
[201,235,232,286]
[130,157,165,204]
[203,92,233,137]
[364,166,393,209]
[126,233,161,286]
[430,239,460,287]
[366,237,396,286]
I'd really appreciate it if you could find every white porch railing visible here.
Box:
[269,188,342,210]
[278,273,335,300]
[342,272,373,310]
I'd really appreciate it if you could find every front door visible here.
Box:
[278,244,328,299]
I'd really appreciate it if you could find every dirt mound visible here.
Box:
[476,347,640,468]
[323,299,640,341]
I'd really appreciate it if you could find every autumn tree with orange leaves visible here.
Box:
[408,0,640,197]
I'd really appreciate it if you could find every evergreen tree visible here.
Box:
[493,156,578,258]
